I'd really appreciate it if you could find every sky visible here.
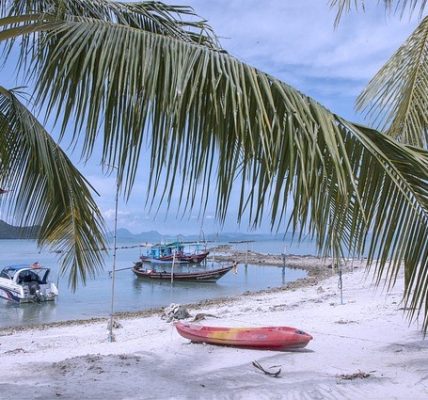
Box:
[1,1,423,235]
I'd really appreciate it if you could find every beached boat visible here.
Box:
[0,264,59,303]
[175,322,313,350]
[140,241,209,264]
[132,262,234,282]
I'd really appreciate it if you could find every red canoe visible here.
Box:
[175,322,313,351]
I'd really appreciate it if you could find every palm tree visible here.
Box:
[2,0,428,332]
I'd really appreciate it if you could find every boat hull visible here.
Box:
[0,282,58,303]
[175,322,313,350]
[132,264,233,282]
[0,286,22,302]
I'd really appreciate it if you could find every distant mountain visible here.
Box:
[113,229,164,242]
[0,220,294,242]
[108,229,179,243]
[0,219,306,243]
[0,220,40,239]
[108,228,294,243]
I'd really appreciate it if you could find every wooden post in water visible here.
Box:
[171,250,176,285]
[282,244,287,267]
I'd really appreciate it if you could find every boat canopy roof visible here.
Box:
[149,241,183,249]
[149,241,205,250]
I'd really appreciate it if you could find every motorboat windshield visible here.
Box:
[0,265,50,284]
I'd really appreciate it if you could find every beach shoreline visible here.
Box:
[1,257,427,399]
[0,252,342,333]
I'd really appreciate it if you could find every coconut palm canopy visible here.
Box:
[1,0,428,331]
[331,1,428,148]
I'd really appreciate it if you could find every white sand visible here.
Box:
[1,265,427,400]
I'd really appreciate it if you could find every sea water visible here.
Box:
[0,239,312,328]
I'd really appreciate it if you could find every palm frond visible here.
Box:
[329,0,364,27]
[389,0,428,17]
[2,7,428,330]
[356,16,428,147]
[0,86,107,289]
[330,0,428,26]
[0,0,220,62]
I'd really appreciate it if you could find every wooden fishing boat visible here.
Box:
[175,322,313,350]
[140,241,209,264]
[132,262,234,282]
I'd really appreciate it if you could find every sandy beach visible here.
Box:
[1,261,427,400]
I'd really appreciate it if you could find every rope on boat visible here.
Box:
[107,266,136,277]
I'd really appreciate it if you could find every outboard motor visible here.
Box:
[28,281,40,295]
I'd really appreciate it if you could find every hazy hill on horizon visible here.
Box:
[109,228,297,243]
[0,219,303,243]
[0,220,40,239]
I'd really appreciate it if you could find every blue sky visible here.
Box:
[1,1,422,235]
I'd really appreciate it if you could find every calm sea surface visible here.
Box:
[0,238,316,328]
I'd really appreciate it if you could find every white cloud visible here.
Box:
[170,0,420,109]
[103,209,131,220]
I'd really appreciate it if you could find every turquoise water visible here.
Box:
[0,239,312,328]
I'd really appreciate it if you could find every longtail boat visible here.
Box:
[175,322,313,350]
[132,262,234,282]
[140,241,209,264]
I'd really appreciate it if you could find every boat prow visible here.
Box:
[175,322,313,351]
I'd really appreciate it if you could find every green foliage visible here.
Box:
[0,219,39,239]
[0,86,107,289]
[1,1,428,331]
[357,16,428,147]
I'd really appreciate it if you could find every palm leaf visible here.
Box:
[7,0,218,42]
[330,0,428,26]
[2,3,428,330]
[0,86,107,289]
[329,0,365,27]
[0,0,220,65]
[356,16,428,147]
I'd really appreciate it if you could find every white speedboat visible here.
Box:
[0,264,58,303]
